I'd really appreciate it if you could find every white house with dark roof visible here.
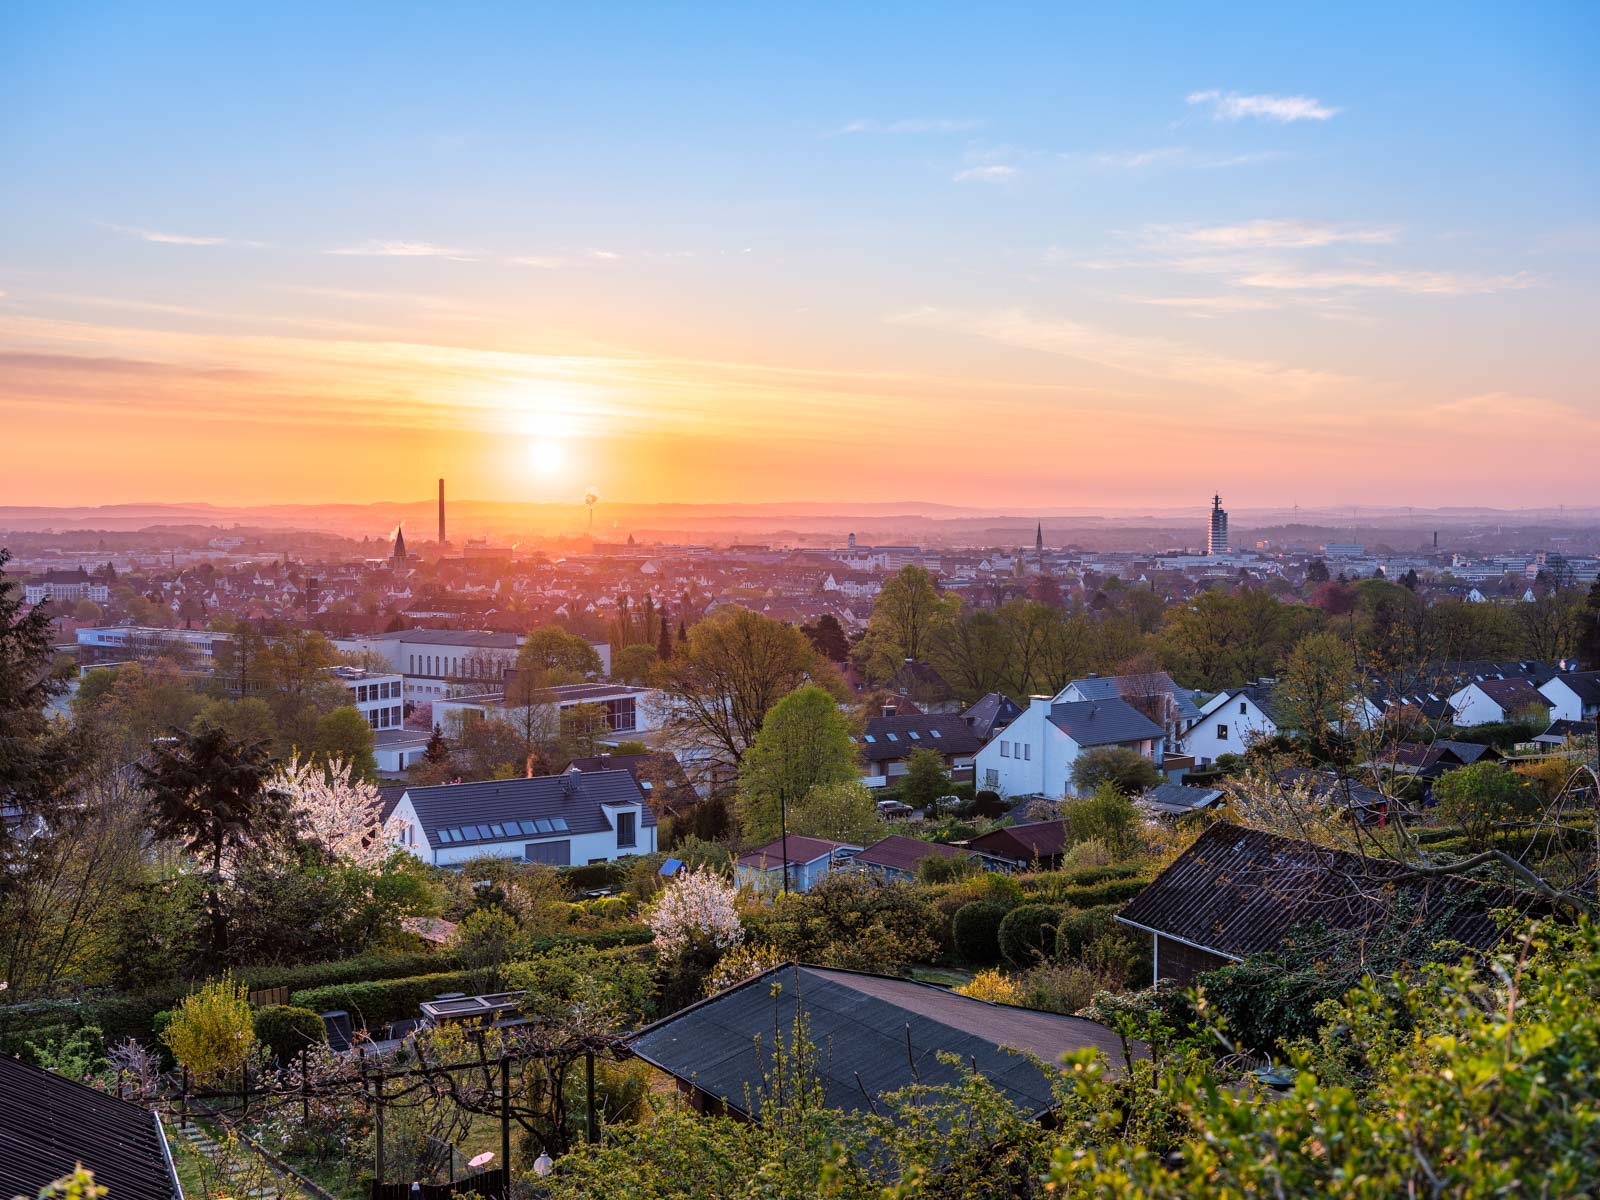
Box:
[1539,671,1600,724]
[857,710,984,788]
[389,768,654,867]
[973,695,1165,800]
[1181,684,1282,767]
[1447,677,1552,727]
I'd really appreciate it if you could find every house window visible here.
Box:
[616,811,636,848]
[1023,744,1031,761]
[525,840,571,865]
[984,769,999,788]
[1217,724,1229,740]
[1000,741,1010,757]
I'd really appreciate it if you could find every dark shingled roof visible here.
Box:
[402,769,652,849]
[1118,822,1514,961]
[0,1055,181,1200]
[1467,677,1550,712]
[1064,673,1203,722]
[1141,782,1224,815]
[737,836,857,869]
[627,964,1142,1121]
[1047,698,1164,747]
[963,692,1025,741]
[968,819,1070,865]
[1547,670,1600,707]
[859,714,984,762]
[854,834,964,875]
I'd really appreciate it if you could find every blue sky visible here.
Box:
[1,1,1595,507]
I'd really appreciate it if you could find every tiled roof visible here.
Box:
[968,819,1070,864]
[1047,698,1164,747]
[1063,673,1203,721]
[736,836,858,869]
[1118,822,1516,961]
[402,769,651,849]
[962,691,1025,741]
[627,964,1141,1121]
[854,834,964,874]
[1467,677,1550,710]
[0,1055,181,1200]
[859,714,984,762]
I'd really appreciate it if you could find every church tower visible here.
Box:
[392,524,408,562]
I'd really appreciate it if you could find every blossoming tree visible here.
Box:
[646,867,743,961]
[269,753,394,868]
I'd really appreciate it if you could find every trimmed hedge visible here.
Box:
[290,928,654,1029]
[1055,904,1122,961]
[253,1006,327,1066]
[998,904,1062,969]
[951,902,1008,966]
[1056,878,1149,909]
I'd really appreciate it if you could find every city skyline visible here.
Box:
[3,1,1596,509]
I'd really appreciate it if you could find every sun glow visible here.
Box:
[528,438,566,475]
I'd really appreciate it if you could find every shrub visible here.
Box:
[951,902,1007,966]
[163,976,256,1083]
[1017,960,1120,1015]
[1060,783,1141,855]
[703,943,786,997]
[918,853,977,884]
[562,861,629,896]
[998,904,1061,969]
[1056,904,1122,961]
[252,1006,327,1066]
[955,968,1025,1006]
[1069,747,1163,797]
[969,790,1006,819]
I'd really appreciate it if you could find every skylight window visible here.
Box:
[908,731,920,739]
[887,732,898,741]
[930,729,942,738]
[864,734,876,743]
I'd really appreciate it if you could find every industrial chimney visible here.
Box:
[438,478,446,546]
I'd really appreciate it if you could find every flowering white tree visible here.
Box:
[269,754,394,868]
[647,868,743,961]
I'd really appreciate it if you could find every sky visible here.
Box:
[2,1,1596,511]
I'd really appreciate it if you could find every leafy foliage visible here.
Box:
[951,901,1007,966]
[997,903,1061,969]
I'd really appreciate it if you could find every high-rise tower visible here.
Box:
[1207,494,1229,556]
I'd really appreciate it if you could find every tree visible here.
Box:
[138,724,290,962]
[899,747,950,812]
[1306,558,1330,584]
[646,868,742,961]
[1069,746,1162,796]
[1432,761,1539,851]
[519,626,602,679]
[612,642,660,684]
[801,613,851,663]
[1578,579,1600,669]
[1517,586,1586,664]
[656,606,829,773]
[737,684,860,842]
[787,780,883,844]
[857,565,950,681]
[1059,782,1139,856]
[270,753,392,868]
[0,550,75,874]
[312,704,378,779]
[423,724,450,763]
[1277,631,1362,752]
[657,604,674,662]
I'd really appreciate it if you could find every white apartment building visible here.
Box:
[334,630,612,703]
[327,666,407,731]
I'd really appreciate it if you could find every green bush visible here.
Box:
[1056,904,1121,961]
[253,1006,328,1065]
[562,861,629,895]
[1057,878,1148,909]
[951,902,1008,966]
[998,904,1061,969]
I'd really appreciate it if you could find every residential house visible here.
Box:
[1363,740,1500,782]
[734,836,861,893]
[626,963,1142,1120]
[388,769,654,867]
[853,834,967,883]
[857,710,984,788]
[1448,677,1553,727]
[1539,670,1600,724]
[967,818,1071,871]
[1057,672,1202,749]
[973,695,1164,800]
[961,691,1025,743]
[1117,822,1516,987]
[887,659,961,714]
[564,751,699,816]
[1181,683,1282,767]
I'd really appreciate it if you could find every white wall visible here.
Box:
[1448,685,1504,727]
[972,698,1086,799]
[1182,694,1278,767]
[1539,677,1592,723]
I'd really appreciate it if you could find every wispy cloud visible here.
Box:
[953,165,1017,183]
[1150,219,1398,250]
[1238,266,1535,296]
[1186,90,1340,122]
[831,117,982,136]
[325,240,478,261]
[1082,147,1283,172]
[1093,147,1186,169]
[506,255,563,269]
[98,222,249,247]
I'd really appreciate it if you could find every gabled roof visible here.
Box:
[401,769,651,849]
[962,692,1025,741]
[736,836,858,870]
[1046,698,1164,747]
[1060,673,1203,722]
[1544,670,1600,706]
[968,819,1070,863]
[1118,822,1513,961]
[0,1055,182,1200]
[859,714,984,762]
[1463,677,1550,711]
[1274,767,1390,814]
[888,659,954,700]
[1141,782,1224,815]
[626,964,1141,1121]
[854,834,964,875]
[564,752,696,808]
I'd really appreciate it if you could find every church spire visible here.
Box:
[392,524,408,561]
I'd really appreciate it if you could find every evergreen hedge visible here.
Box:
[998,904,1062,969]
[951,902,1008,966]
